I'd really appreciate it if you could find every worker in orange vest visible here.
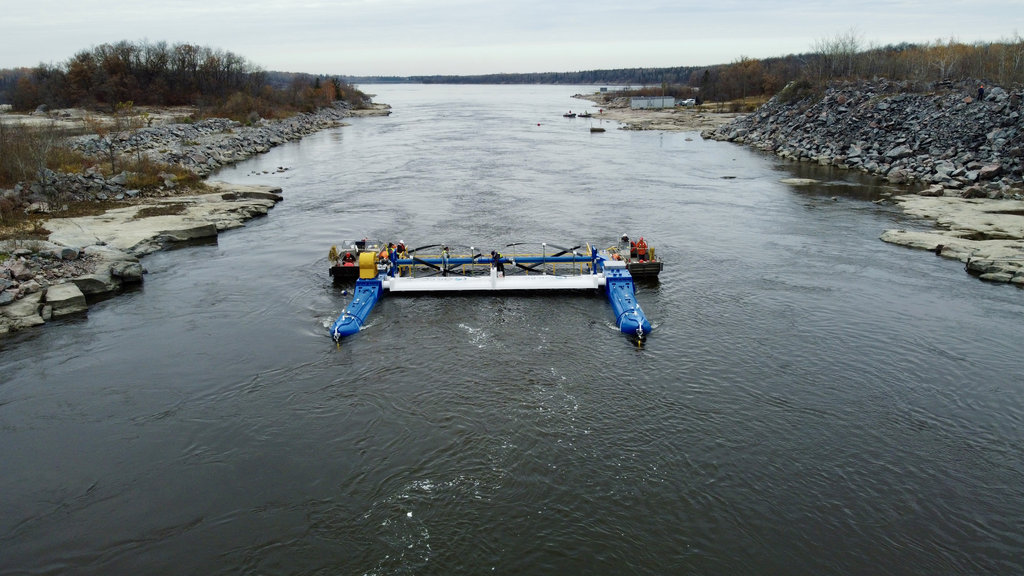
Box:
[636,237,648,260]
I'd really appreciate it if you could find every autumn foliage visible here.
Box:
[0,40,367,120]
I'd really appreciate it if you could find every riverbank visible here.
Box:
[1,102,392,336]
[572,92,745,131]
[880,191,1024,284]
[702,79,1024,286]
[1,183,284,334]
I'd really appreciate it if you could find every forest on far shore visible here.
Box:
[356,32,1024,103]
[2,34,1022,116]
[0,40,367,120]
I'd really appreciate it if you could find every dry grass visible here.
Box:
[1,109,208,240]
[0,184,213,241]
[0,217,51,241]
[134,203,187,219]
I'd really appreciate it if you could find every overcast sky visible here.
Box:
[3,0,1019,76]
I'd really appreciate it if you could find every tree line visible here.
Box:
[0,40,366,118]
[348,34,1024,104]
[4,35,1021,115]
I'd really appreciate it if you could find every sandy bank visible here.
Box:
[572,93,746,132]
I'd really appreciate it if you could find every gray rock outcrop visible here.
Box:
[44,283,88,317]
[2,183,284,335]
[703,79,1023,195]
[0,292,45,333]
[68,102,359,179]
[878,195,1024,284]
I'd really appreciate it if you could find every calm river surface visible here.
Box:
[2,85,1023,575]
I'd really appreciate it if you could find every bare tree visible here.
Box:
[928,37,962,80]
[809,28,863,81]
[85,101,144,173]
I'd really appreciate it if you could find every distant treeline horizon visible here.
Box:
[349,33,1024,100]
[2,34,1022,112]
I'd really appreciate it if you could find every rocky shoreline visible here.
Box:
[702,79,1024,285]
[10,102,391,207]
[1,183,284,335]
[1,103,392,336]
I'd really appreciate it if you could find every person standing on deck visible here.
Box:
[491,250,505,277]
[387,243,398,277]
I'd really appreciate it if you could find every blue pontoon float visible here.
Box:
[328,242,653,341]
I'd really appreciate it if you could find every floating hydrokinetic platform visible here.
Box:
[327,241,655,341]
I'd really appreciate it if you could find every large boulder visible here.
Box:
[70,245,144,296]
[8,260,35,281]
[978,164,1003,180]
[70,274,118,296]
[885,145,915,160]
[0,292,45,330]
[154,222,218,243]
[110,261,145,283]
[45,282,88,317]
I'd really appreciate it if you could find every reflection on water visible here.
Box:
[1,85,1023,576]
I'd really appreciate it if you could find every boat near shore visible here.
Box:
[327,239,660,341]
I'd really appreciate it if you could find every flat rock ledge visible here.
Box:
[1,182,282,335]
[880,192,1024,285]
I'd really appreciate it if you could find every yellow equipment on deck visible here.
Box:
[359,251,378,279]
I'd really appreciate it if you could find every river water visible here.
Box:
[2,85,1023,575]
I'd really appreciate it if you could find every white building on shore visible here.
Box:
[630,96,675,109]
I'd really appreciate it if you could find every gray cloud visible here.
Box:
[2,0,1019,75]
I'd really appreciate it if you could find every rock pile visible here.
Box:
[12,166,144,210]
[3,102,374,214]
[703,79,1023,197]
[69,101,358,178]
[0,242,105,333]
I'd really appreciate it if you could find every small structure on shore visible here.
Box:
[630,96,675,109]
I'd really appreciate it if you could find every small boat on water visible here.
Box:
[607,235,663,279]
[328,238,383,284]
[590,127,606,133]
[563,111,577,118]
[578,112,593,118]
[327,238,661,341]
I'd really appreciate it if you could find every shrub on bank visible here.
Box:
[776,80,821,104]
[0,120,89,188]
[0,118,201,231]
